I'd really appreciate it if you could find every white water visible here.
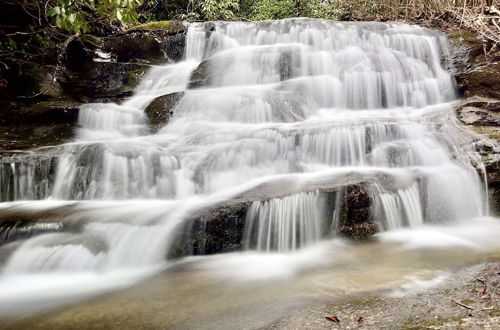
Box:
[0,19,498,318]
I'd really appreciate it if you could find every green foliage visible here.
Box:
[302,0,351,20]
[250,0,296,20]
[47,0,143,34]
[248,0,349,21]
[184,0,240,21]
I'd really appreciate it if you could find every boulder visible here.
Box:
[169,202,250,258]
[187,60,211,89]
[144,92,184,131]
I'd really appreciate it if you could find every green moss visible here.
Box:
[402,316,465,330]
[447,29,478,44]
[460,298,475,306]
[487,308,500,317]
[339,223,378,240]
[126,20,184,33]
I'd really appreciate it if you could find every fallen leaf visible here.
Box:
[325,316,340,323]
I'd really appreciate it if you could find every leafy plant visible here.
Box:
[250,0,297,20]
[47,0,143,33]
[186,0,240,20]
[302,0,351,20]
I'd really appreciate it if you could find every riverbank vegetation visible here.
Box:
[0,0,498,99]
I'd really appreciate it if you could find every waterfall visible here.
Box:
[244,191,329,252]
[0,19,491,312]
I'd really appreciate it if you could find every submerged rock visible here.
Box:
[144,92,184,131]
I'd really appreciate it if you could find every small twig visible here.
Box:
[452,299,474,310]
[16,91,45,99]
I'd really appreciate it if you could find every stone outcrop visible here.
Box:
[337,185,378,239]
[448,28,500,214]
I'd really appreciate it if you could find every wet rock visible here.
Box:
[169,184,379,258]
[169,202,250,258]
[448,29,500,99]
[455,96,500,215]
[0,123,75,151]
[457,97,500,127]
[187,60,211,89]
[0,100,79,126]
[0,221,65,246]
[144,92,184,131]
[483,153,500,215]
[458,62,500,99]
[0,61,64,102]
[337,184,377,240]
[0,99,79,150]
[59,61,149,103]
[0,151,59,201]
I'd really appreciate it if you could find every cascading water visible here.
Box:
[0,19,495,317]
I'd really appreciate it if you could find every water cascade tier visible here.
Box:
[0,19,493,315]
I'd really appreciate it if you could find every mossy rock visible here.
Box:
[104,33,165,64]
[105,25,187,63]
[339,223,378,240]
[447,29,478,45]
[188,60,211,88]
[126,20,186,34]
[144,92,184,132]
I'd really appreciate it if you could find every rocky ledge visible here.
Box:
[0,21,187,150]
[447,29,500,214]
[169,183,377,258]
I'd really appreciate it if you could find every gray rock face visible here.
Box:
[449,29,500,214]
